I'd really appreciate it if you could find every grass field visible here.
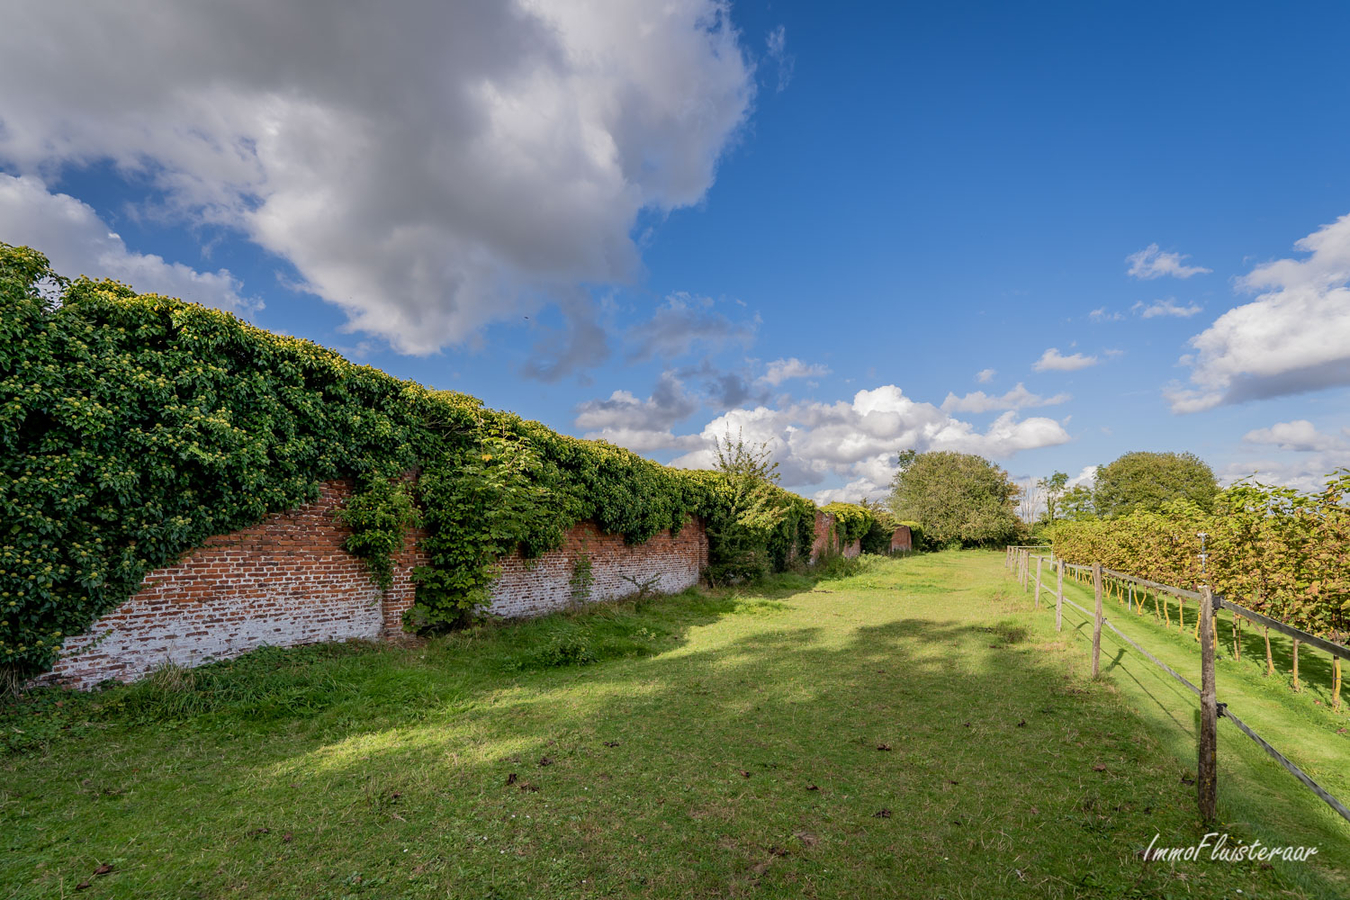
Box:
[2,552,1346,899]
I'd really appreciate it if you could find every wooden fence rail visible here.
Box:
[1003,546,1350,828]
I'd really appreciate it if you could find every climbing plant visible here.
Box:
[0,244,828,678]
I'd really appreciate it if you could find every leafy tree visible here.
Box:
[1037,471,1069,522]
[1058,484,1097,521]
[887,451,1024,548]
[1093,451,1219,517]
[704,431,789,583]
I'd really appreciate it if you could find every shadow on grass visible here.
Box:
[2,556,1343,899]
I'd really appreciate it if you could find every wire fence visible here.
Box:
[1005,545,1350,828]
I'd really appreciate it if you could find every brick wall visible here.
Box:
[809,512,860,562]
[890,525,913,553]
[47,479,707,689]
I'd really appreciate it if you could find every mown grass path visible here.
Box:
[1037,556,1350,892]
[2,552,1344,898]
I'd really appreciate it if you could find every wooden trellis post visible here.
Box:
[1091,562,1103,678]
[1198,585,1218,822]
[1055,559,1064,632]
[1034,557,1042,608]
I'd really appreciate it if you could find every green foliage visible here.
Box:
[859,504,901,555]
[819,502,877,547]
[335,475,420,589]
[1058,483,1097,521]
[698,433,815,584]
[1051,472,1350,639]
[887,451,1025,548]
[895,519,927,551]
[568,549,595,609]
[0,244,819,677]
[1037,470,1069,523]
[1093,450,1219,517]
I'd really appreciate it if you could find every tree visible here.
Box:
[1037,471,1069,523]
[887,450,1024,548]
[705,430,788,582]
[1017,477,1044,524]
[1093,451,1219,517]
[1058,484,1096,521]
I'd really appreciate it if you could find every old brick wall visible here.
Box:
[48,480,707,689]
[889,525,913,553]
[809,512,860,562]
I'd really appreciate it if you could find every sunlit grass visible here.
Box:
[1,553,1344,898]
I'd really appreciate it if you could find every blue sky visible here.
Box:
[3,1,1350,505]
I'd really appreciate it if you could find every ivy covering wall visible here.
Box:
[0,244,819,678]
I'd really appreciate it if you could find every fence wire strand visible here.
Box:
[1020,554,1350,829]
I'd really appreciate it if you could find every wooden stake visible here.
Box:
[1178,597,1184,632]
[1333,657,1342,713]
[1198,585,1219,824]
[1091,562,1103,678]
[1233,616,1241,662]
[1264,626,1274,677]
[1055,560,1064,633]
[1034,557,1042,609]
[1292,640,1300,692]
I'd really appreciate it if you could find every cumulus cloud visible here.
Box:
[1242,420,1347,453]
[1033,348,1098,372]
[1133,297,1202,319]
[1089,307,1123,322]
[0,174,254,312]
[976,368,996,383]
[663,385,1070,501]
[1126,243,1212,280]
[940,383,1070,414]
[0,1,755,356]
[758,357,830,386]
[624,292,758,361]
[574,372,702,452]
[1220,421,1350,492]
[1168,214,1350,413]
[1067,464,1097,488]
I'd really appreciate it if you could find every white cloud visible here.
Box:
[0,1,754,356]
[1033,348,1098,372]
[1133,298,1202,319]
[765,26,794,92]
[1067,464,1097,488]
[574,372,702,451]
[976,368,996,383]
[662,384,1070,500]
[758,357,831,386]
[1126,243,1212,280]
[1242,420,1347,453]
[1169,214,1350,412]
[0,174,254,313]
[1089,307,1123,322]
[940,382,1071,414]
[624,292,758,361]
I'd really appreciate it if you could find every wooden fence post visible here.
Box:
[1198,585,1218,823]
[1055,560,1064,632]
[1091,562,1103,678]
[1034,557,1043,608]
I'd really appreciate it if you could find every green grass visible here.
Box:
[1,553,1345,898]
[1028,559,1350,892]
